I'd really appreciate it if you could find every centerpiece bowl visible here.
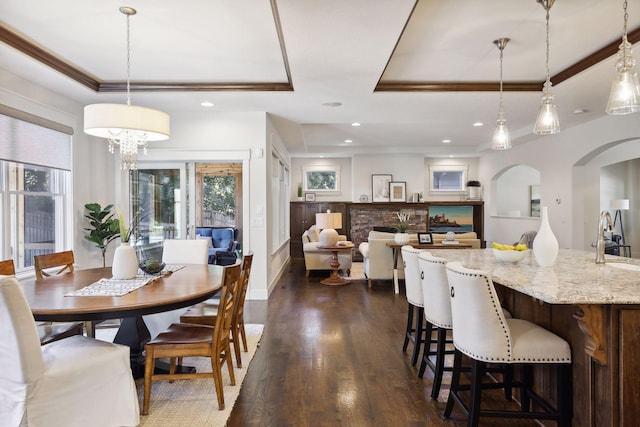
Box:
[492,248,528,263]
[139,259,165,275]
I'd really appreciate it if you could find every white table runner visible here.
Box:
[65,264,186,297]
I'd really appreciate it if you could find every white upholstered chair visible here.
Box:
[417,251,454,399]
[444,262,572,427]
[0,275,139,427]
[400,245,425,366]
[142,239,209,339]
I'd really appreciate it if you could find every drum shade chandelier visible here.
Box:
[84,6,170,170]
[533,0,560,135]
[606,0,640,115]
[491,38,511,150]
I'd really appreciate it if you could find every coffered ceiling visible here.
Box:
[1,0,639,157]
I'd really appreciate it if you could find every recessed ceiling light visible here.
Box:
[473,122,484,127]
[351,122,361,127]
[344,139,352,143]
[573,108,588,114]
[442,139,451,143]
[201,101,214,107]
[322,102,342,107]
[449,155,454,158]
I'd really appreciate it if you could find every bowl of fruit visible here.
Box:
[139,259,165,275]
[491,242,529,263]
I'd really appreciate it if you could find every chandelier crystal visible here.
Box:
[84,7,170,170]
[492,38,511,150]
[533,0,560,135]
[606,0,640,115]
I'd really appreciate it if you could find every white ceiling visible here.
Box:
[1,0,639,157]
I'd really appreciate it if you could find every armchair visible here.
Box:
[301,225,352,277]
[195,227,240,265]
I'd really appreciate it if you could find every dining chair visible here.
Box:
[444,261,572,427]
[142,263,242,414]
[0,258,84,345]
[400,245,425,366]
[142,238,210,340]
[33,250,105,338]
[180,252,253,367]
[0,275,140,427]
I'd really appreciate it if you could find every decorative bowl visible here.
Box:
[139,260,165,275]
[492,248,528,263]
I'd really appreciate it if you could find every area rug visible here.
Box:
[96,324,264,427]
[346,262,366,281]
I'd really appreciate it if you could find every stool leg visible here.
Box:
[443,349,463,419]
[521,364,533,412]
[418,321,434,378]
[411,307,424,366]
[557,363,573,427]
[403,303,414,352]
[430,327,448,399]
[468,359,485,427]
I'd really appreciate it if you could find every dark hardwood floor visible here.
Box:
[228,260,542,427]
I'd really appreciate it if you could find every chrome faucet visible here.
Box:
[595,210,615,264]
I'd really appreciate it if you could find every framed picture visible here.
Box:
[372,174,392,202]
[418,232,433,244]
[305,192,316,202]
[389,181,406,202]
[428,205,474,233]
[303,164,340,192]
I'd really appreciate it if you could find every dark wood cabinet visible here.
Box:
[290,202,349,258]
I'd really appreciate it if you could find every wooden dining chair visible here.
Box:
[33,250,103,337]
[33,250,75,279]
[0,258,83,345]
[180,252,253,367]
[142,263,242,414]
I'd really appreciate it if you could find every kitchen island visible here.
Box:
[429,248,640,427]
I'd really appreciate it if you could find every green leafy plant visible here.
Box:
[297,183,303,198]
[83,203,120,267]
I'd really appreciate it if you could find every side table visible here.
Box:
[316,243,354,286]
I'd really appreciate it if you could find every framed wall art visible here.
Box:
[418,232,433,244]
[305,192,316,202]
[372,174,392,202]
[389,181,406,202]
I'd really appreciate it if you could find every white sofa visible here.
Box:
[358,231,481,289]
[301,225,353,277]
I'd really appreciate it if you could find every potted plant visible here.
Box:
[83,203,120,268]
[467,180,482,200]
[297,183,303,200]
[394,212,411,245]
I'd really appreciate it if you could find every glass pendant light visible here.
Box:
[534,0,560,135]
[492,38,511,150]
[606,0,640,115]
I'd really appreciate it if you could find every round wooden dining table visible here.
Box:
[21,264,224,377]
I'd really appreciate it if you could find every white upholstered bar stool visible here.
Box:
[0,275,139,427]
[401,245,425,366]
[444,262,572,427]
[417,251,454,399]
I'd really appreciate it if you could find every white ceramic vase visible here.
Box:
[395,233,410,245]
[112,243,139,279]
[532,206,559,267]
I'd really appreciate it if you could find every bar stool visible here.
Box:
[417,251,454,399]
[400,245,425,366]
[444,261,572,427]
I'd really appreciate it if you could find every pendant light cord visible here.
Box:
[499,44,504,112]
[545,6,551,85]
[623,0,629,68]
[126,12,131,106]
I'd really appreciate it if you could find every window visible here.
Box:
[0,109,72,271]
[429,165,468,192]
[271,152,289,252]
[303,164,340,192]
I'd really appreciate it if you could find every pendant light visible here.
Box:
[533,0,560,135]
[492,38,511,150]
[606,0,640,115]
[84,7,170,170]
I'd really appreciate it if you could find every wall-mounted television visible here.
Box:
[428,205,474,233]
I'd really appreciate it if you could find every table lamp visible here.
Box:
[315,210,342,247]
[611,199,630,244]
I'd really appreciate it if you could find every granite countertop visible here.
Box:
[427,248,640,305]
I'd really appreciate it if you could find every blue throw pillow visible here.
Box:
[219,239,233,250]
